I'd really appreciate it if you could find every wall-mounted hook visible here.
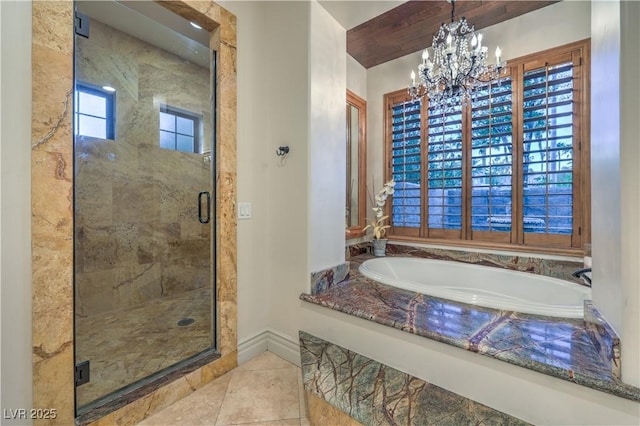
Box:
[276,146,290,156]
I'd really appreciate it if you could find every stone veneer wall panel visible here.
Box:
[300,331,530,426]
[32,2,75,424]
[31,1,237,424]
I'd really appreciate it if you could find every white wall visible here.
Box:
[220,0,312,346]
[618,0,640,389]
[346,54,366,99]
[591,0,623,370]
[260,0,312,344]
[217,0,271,354]
[223,0,347,347]
[308,0,346,272]
[366,0,592,208]
[591,0,640,387]
[0,0,33,422]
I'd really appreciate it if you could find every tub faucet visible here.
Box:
[572,268,592,287]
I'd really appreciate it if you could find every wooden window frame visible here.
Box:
[346,90,368,238]
[384,39,590,256]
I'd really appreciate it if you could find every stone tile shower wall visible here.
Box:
[74,20,213,318]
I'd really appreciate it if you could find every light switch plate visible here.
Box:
[238,202,252,219]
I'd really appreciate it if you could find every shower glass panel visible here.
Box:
[73,0,216,410]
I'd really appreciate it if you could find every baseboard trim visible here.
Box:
[237,330,270,364]
[267,329,301,366]
[238,329,300,366]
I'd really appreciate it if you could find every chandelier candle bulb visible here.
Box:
[411,70,416,86]
[495,46,502,64]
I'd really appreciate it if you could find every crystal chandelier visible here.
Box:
[408,0,505,108]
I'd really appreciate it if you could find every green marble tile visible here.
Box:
[300,331,529,426]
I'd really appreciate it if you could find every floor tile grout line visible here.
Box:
[213,369,235,426]
[215,366,296,426]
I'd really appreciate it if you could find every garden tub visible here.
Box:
[359,257,591,318]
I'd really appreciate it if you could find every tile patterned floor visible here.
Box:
[138,352,310,426]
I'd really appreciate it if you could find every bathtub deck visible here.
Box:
[300,256,640,403]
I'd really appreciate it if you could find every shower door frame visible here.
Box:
[71,1,219,416]
[31,1,237,424]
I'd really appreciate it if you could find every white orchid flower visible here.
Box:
[365,179,397,240]
[375,194,388,206]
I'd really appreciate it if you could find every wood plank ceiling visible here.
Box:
[348,0,560,69]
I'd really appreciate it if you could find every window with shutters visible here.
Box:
[470,76,513,242]
[390,95,422,232]
[427,100,463,237]
[384,40,590,254]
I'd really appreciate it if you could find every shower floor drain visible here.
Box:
[177,318,195,327]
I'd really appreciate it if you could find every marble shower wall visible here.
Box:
[74,19,214,318]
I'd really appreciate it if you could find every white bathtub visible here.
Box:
[358,257,591,318]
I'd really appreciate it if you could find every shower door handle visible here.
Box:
[198,191,211,224]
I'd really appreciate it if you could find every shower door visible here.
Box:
[73,1,216,410]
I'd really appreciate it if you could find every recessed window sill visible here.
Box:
[345,228,366,239]
[300,255,640,403]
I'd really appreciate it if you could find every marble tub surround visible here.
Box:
[386,243,584,283]
[300,258,640,402]
[31,0,237,424]
[310,262,349,294]
[585,301,622,380]
[346,242,371,259]
[300,331,529,425]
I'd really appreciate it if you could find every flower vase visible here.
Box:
[372,239,387,257]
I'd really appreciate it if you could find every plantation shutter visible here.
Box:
[426,100,463,238]
[522,60,575,246]
[390,97,422,231]
[384,41,588,252]
[470,77,513,242]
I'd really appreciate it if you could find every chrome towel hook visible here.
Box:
[276,146,290,156]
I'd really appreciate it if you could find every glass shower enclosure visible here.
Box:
[73,0,216,412]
